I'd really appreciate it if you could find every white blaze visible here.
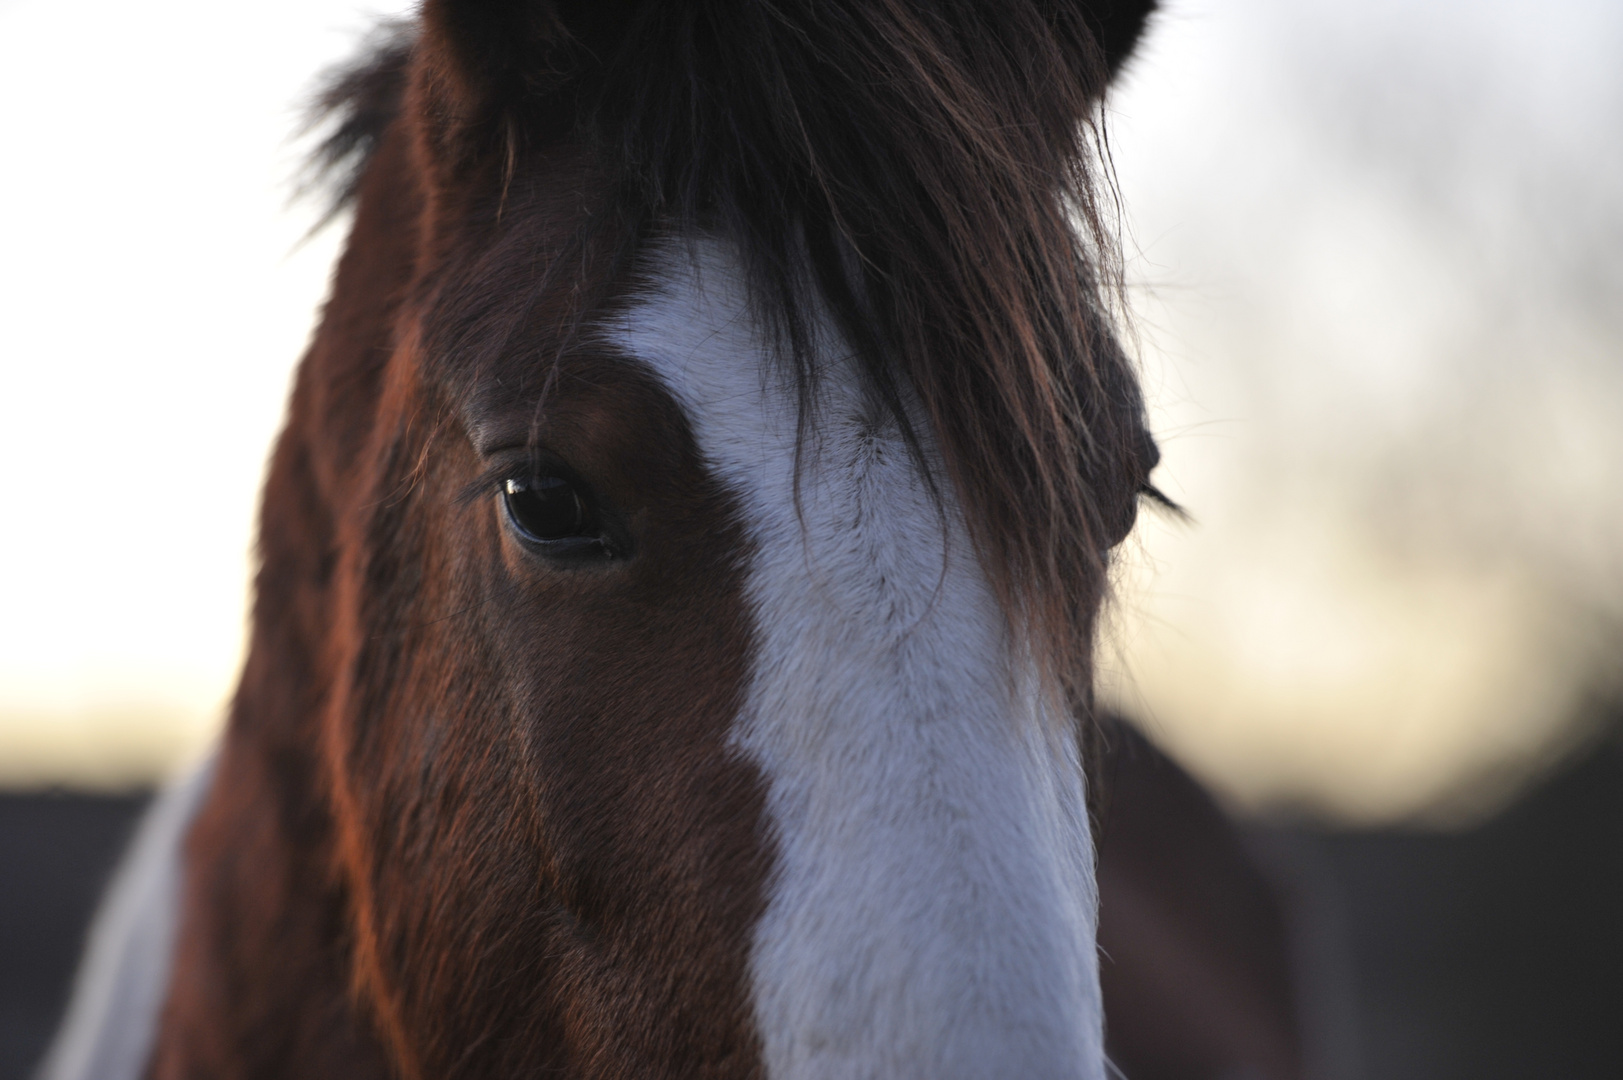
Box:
[615,241,1104,1080]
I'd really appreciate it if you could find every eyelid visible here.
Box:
[458,462,528,507]
[506,476,571,494]
[459,450,571,508]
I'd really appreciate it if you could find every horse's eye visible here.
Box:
[503,476,588,543]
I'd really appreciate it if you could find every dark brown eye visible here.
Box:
[503,476,588,543]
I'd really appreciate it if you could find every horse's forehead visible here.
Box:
[611,239,1103,1079]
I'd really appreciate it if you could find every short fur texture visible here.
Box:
[618,242,1102,1078]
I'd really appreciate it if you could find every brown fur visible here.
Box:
[149,3,1178,1078]
[155,122,773,1077]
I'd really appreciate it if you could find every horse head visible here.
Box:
[148,3,1162,1078]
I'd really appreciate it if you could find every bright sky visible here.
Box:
[0,0,410,784]
[1103,0,1623,824]
[3,0,1619,821]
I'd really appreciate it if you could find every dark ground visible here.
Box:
[2,742,1619,1080]
[0,791,146,1080]
[1270,738,1623,1080]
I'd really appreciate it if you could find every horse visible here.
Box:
[38,2,1303,1077]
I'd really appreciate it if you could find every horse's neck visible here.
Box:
[145,728,391,1078]
[144,414,395,1076]
[144,126,426,1080]
[151,445,391,1077]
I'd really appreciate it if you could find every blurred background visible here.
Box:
[1,1,1618,1078]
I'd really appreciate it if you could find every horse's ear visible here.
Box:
[410,0,643,180]
[406,0,1152,185]
[1076,0,1158,80]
